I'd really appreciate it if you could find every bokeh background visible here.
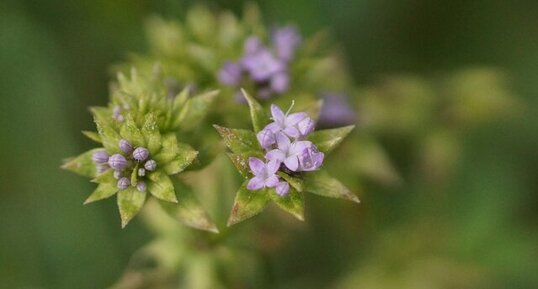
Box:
[1,0,537,288]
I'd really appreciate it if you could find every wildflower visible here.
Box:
[298,145,324,171]
[272,26,301,62]
[132,147,149,161]
[144,159,157,171]
[246,157,281,190]
[318,93,357,127]
[265,104,308,138]
[241,48,285,82]
[218,61,242,86]
[119,139,133,154]
[265,133,312,171]
[108,154,127,171]
[117,177,130,190]
[92,150,109,164]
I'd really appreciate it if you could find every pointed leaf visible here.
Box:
[92,108,122,154]
[163,142,198,175]
[117,187,147,228]
[85,170,118,204]
[303,169,359,203]
[214,125,259,153]
[172,87,190,112]
[148,170,178,203]
[177,90,218,131]
[271,187,305,221]
[82,131,102,143]
[307,125,355,153]
[141,113,161,155]
[120,114,145,147]
[154,133,179,164]
[227,182,271,226]
[226,152,261,178]
[241,89,268,132]
[278,172,304,192]
[62,148,100,178]
[159,179,218,233]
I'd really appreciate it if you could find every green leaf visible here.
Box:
[172,87,189,113]
[92,108,122,154]
[120,114,145,147]
[177,90,218,131]
[163,142,198,175]
[82,131,101,143]
[278,172,304,192]
[241,89,268,132]
[117,187,147,228]
[303,169,359,203]
[62,148,100,178]
[154,133,179,164]
[214,125,259,153]
[141,113,161,155]
[85,170,118,204]
[227,182,271,226]
[159,179,218,233]
[301,99,324,121]
[226,153,252,178]
[148,170,178,203]
[271,187,305,221]
[307,125,355,153]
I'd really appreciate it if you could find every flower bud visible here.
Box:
[138,168,146,177]
[96,165,108,174]
[118,139,133,153]
[132,147,149,161]
[113,170,122,179]
[144,159,157,171]
[117,177,130,190]
[298,145,324,171]
[108,154,127,170]
[92,150,109,164]
[297,117,315,137]
[136,181,147,192]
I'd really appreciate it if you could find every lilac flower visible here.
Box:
[272,26,301,62]
[246,157,280,190]
[265,133,312,171]
[117,177,130,190]
[119,139,133,154]
[144,159,157,171]
[241,49,285,82]
[108,154,127,171]
[270,72,289,94]
[275,181,290,196]
[92,150,109,164]
[265,104,308,138]
[132,147,149,161]
[318,93,357,127]
[257,128,277,150]
[136,181,147,192]
[218,61,242,86]
[298,145,324,171]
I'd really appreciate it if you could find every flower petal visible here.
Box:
[265,149,286,162]
[286,112,307,126]
[266,159,281,174]
[248,157,266,176]
[284,156,299,171]
[275,181,290,196]
[283,126,300,138]
[265,175,280,187]
[271,104,286,124]
[290,140,312,155]
[275,132,291,150]
[247,176,265,190]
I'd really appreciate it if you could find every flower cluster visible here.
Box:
[92,139,158,193]
[218,26,301,100]
[247,104,324,196]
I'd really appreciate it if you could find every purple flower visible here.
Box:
[265,104,308,138]
[92,150,109,164]
[113,170,122,179]
[108,154,127,171]
[298,145,324,171]
[132,147,149,161]
[119,139,133,154]
[270,72,289,94]
[297,116,315,137]
[244,36,262,54]
[136,181,147,192]
[246,157,280,190]
[257,129,277,150]
[218,61,242,86]
[117,177,130,190]
[272,26,301,62]
[318,93,357,128]
[96,165,109,174]
[241,49,285,82]
[144,159,157,171]
[265,133,312,171]
[275,181,290,196]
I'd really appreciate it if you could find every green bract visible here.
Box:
[215,91,359,226]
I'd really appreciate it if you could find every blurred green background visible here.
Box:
[1,0,537,288]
